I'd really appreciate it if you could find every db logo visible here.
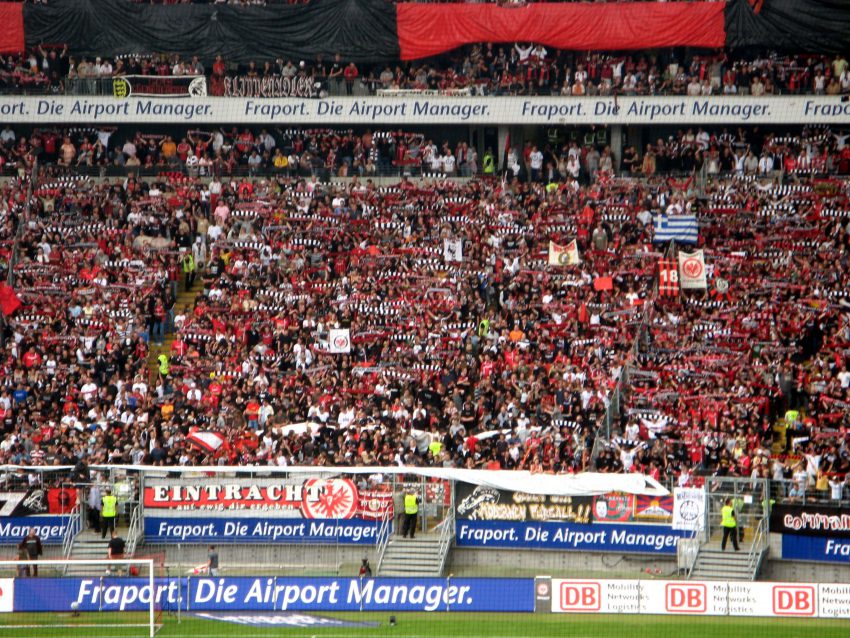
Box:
[772,586,816,616]
[558,582,600,611]
[665,584,706,613]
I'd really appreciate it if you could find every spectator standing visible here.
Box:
[19,528,42,576]
[207,545,219,577]
[87,483,102,534]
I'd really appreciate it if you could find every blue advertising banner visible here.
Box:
[781,534,850,563]
[144,517,384,544]
[14,577,533,613]
[0,516,69,545]
[455,519,689,553]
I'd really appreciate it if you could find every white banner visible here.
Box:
[672,487,706,531]
[443,238,463,263]
[328,328,351,354]
[1,95,849,125]
[551,579,850,618]
[678,249,707,290]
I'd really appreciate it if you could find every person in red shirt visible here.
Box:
[343,62,359,95]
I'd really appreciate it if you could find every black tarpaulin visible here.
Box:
[725,0,850,53]
[23,0,400,64]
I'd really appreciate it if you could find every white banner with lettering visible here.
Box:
[672,487,706,532]
[551,579,850,618]
[2,95,849,125]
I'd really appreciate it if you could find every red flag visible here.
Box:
[593,276,613,291]
[0,283,22,316]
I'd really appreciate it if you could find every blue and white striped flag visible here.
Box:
[652,214,698,244]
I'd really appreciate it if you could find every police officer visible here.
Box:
[401,488,420,539]
[101,487,118,539]
[720,497,739,551]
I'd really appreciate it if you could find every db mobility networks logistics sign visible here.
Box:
[547,579,850,618]
[143,478,392,544]
[9,577,532,613]
[1,95,849,125]
[455,483,687,553]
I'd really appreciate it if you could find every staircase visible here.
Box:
[64,529,121,575]
[377,535,447,577]
[148,277,203,383]
[688,518,769,581]
[377,513,454,577]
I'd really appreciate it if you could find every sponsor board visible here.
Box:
[112,75,206,99]
[551,579,850,618]
[144,516,383,544]
[143,478,392,520]
[455,483,591,524]
[770,503,850,538]
[455,520,687,553]
[780,533,850,563]
[0,579,13,613]
[2,95,850,125]
[189,612,379,627]
[13,577,533,613]
[0,515,69,545]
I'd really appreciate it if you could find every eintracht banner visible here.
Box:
[678,250,707,290]
[328,328,351,354]
[672,487,706,532]
[549,240,580,266]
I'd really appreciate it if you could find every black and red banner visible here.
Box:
[3,1,849,60]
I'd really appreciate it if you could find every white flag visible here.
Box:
[443,238,463,263]
[678,249,707,289]
[548,240,580,266]
[328,328,351,354]
[672,487,706,531]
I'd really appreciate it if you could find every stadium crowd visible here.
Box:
[0,121,847,504]
[3,43,849,98]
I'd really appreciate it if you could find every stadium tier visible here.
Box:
[0,2,848,638]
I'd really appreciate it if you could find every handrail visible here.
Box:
[61,500,84,573]
[374,509,393,575]
[745,515,769,580]
[126,502,143,557]
[436,509,455,576]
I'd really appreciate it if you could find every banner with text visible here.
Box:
[13,576,533,613]
[455,482,591,524]
[780,534,850,563]
[455,519,687,554]
[550,578,850,618]
[143,477,392,520]
[770,503,850,538]
[112,75,207,99]
[0,515,69,545]
[144,516,383,545]
[2,95,848,125]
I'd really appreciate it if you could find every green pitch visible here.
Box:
[1,612,849,638]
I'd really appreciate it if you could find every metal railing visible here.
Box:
[126,503,143,558]
[745,514,769,579]
[436,509,455,577]
[61,501,84,564]
[374,508,394,575]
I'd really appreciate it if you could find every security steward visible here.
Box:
[720,497,739,551]
[101,487,118,539]
[401,488,420,539]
